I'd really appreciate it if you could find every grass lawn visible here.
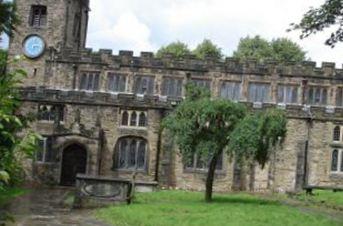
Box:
[96,190,342,226]
[291,190,343,208]
[0,187,27,206]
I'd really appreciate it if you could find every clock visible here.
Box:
[23,35,45,59]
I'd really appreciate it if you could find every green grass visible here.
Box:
[293,190,343,208]
[96,190,342,226]
[0,187,27,206]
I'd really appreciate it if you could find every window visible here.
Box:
[134,76,154,95]
[191,79,211,90]
[220,81,241,101]
[336,87,343,107]
[107,73,126,92]
[248,83,271,103]
[79,72,100,91]
[331,149,343,173]
[161,77,183,97]
[277,85,298,104]
[114,137,147,171]
[121,110,147,127]
[38,104,64,122]
[184,152,224,172]
[307,86,328,105]
[36,137,53,163]
[30,5,47,27]
[333,126,341,142]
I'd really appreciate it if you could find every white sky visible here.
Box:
[1,0,342,66]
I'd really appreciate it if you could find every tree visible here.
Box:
[0,0,19,38]
[289,0,343,47]
[156,41,191,59]
[233,36,307,63]
[192,39,223,60]
[162,84,287,202]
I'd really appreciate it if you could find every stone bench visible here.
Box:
[74,174,158,208]
[303,185,343,195]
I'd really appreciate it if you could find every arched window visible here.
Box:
[333,126,341,141]
[121,111,129,126]
[130,111,137,126]
[114,137,147,170]
[331,149,339,171]
[138,112,147,127]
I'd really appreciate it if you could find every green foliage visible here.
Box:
[97,190,341,226]
[233,35,307,63]
[0,53,39,188]
[192,39,223,60]
[290,0,343,47]
[156,41,191,59]
[0,0,19,37]
[228,109,287,168]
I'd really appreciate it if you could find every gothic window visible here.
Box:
[130,111,137,126]
[161,77,183,97]
[191,79,211,90]
[120,110,147,127]
[336,87,343,107]
[333,126,341,142]
[107,73,126,92]
[114,137,147,171]
[38,104,64,122]
[248,83,271,103]
[30,5,47,27]
[184,152,224,171]
[36,137,53,163]
[134,76,154,95]
[220,81,241,101]
[331,149,339,172]
[138,112,147,127]
[277,85,298,104]
[79,72,100,91]
[307,86,328,105]
[121,111,129,126]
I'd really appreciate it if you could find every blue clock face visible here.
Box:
[23,35,45,58]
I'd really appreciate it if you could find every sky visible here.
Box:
[1,0,342,66]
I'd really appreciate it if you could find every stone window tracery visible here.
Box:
[333,126,341,142]
[30,5,47,27]
[38,104,64,122]
[79,72,100,91]
[220,81,241,101]
[134,75,154,95]
[307,86,328,105]
[277,85,298,104]
[248,83,271,103]
[331,149,343,173]
[120,110,147,127]
[114,137,147,171]
[107,73,127,92]
[336,87,343,107]
[162,77,183,97]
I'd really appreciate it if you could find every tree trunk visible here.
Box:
[205,149,223,202]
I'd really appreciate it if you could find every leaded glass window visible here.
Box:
[220,81,241,101]
[134,76,154,95]
[307,86,328,105]
[333,126,341,142]
[121,111,129,126]
[331,149,338,171]
[138,112,147,127]
[107,73,126,92]
[79,72,100,91]
[248,83,271,103]
[130,111,137,126]
[336,87,343,107]
[277,85,298,104]
[36,137,53,163]
[184,152,224,171]
[115,137,147,171]
[30,5,47,27]
[191,79,211,90]
[162,77,183,97]
[38,104,64,122]
[120,110,147,127]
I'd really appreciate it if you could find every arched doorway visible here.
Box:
[60,144,87,186]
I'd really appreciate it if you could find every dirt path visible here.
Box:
[3,187,110,226]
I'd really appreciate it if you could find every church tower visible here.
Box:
[8,0,90,87]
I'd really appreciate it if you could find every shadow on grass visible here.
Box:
[212,196,280,206]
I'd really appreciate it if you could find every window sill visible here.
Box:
[329,172,343,179]
[119,126,147,130]
[330,142,343,148]
[112,168,148,174]
[183,168,226,175]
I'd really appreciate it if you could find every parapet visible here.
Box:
[52,48,343,78]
